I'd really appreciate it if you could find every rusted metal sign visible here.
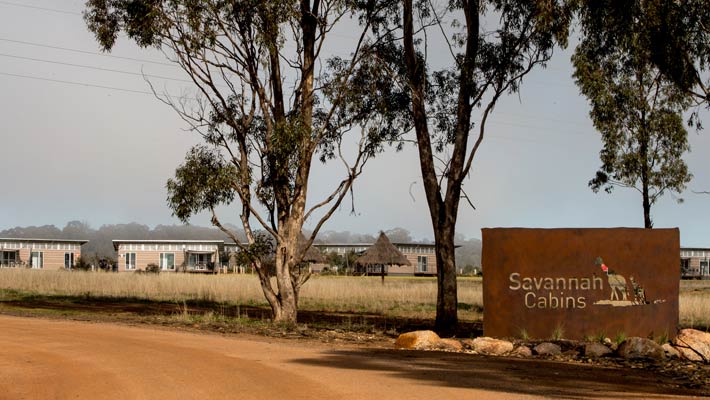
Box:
[482,228,679,340]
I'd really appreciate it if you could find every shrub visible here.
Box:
[145,263,161,274]
[73,256,92,271]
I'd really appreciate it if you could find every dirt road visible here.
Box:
[0,315,702,399]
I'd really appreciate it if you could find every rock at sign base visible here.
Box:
[617,337,665,360]
[436,338,464,352]
[395,330,441,350]
[534,342,562,356]
[661,343,681,359]
[585,342,612,358]
[470,337,514,356]
[511,345,533,358]
[673,329,710,362]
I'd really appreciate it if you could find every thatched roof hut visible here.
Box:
[297,233,325,263]
[355,232,411,267]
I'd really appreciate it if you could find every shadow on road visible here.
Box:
[291,348,704,399]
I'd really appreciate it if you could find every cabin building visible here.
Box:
[0,238,87,270]
[680,247,710,279]
[112,240,223,273]
[312,242,436,276]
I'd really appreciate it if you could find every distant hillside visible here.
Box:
[455,235,482,272]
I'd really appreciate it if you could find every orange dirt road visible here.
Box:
[0,315,699,399]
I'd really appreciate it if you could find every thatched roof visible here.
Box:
[355,232,411,266]
[298,233,326,263]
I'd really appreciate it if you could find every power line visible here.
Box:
[0,52,195,84]
[0,68,591,136]
[0,69,590,136]
[0,71,196,100]
[0,38,177,67]
[0,0,79,16]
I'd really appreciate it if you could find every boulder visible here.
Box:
[395,330,441,350]
[511,345,533,358]
[661,343,681,359]
[534,342,562,356]
[563,350,580,358]
[673,329,710,362]
[585,342,612,358]
[617,337,665,360]
[461,338,476,350]
[436,338,464,352]
[469,337,514,356]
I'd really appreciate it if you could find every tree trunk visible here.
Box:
[272,233,300,324]
[639,107,652,229]
[272,296,298,324]
[642,188,652,228]
[434,223,458,334]
[641,138,652,228]
[402,0,477,334]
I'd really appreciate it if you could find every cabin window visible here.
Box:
[1,251,17,265]
[160,253,175,270]
[30,252,43,268]
[417,256,428,272]
[125,253,137,270]
[64,253,75,268]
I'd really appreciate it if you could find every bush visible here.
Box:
[145,263,161,274]
[73,256,92,271]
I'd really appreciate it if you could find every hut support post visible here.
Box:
[381,264,385,284]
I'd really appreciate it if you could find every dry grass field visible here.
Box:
[678,279,710,330]
[0,269,483,321]
[0,269,707,329]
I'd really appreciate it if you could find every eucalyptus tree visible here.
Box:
[573,1,694,229]
[364,0,571,332]
[84,0,407,323]
[572,0,709,108]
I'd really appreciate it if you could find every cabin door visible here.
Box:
[64,253,74,269]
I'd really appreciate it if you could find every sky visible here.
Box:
[0,1,708,246]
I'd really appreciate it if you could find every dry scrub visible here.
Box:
[0,269,483,320]
[679,280,710,330]
[1,269,706,327]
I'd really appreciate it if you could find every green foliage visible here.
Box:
[519,328,530,341]
[232,232,275,275]
[572,0,709,107]
[655,331,669,345]
[367,1,572,151]
[551,324,565,340]
[166,146,238,223]
[72,256,92,271]
[145,263,161,274]
[585,332,607,344]
[324,250,359,275]
[359,0,572,331]
[85,0,410,228]
[458,264,481,276]
[573,1,695,227]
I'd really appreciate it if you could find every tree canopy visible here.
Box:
[85,0,408,323]
[573,0,709,109]
[573,0,695,228]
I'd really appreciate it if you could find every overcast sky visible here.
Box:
[0,1,708,246]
